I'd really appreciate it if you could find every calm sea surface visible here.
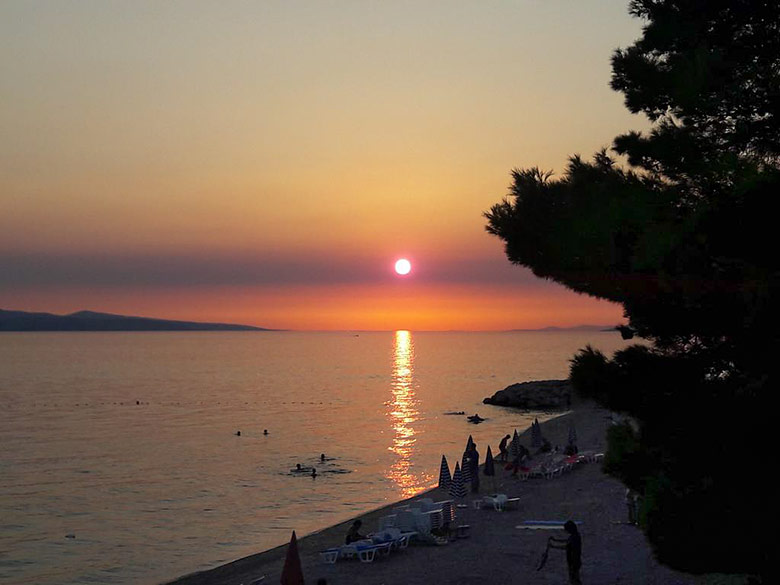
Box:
[0,331,631,584]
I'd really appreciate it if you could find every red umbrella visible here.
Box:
[280,530,304,585]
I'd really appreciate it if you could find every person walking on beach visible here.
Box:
[625,488,639,525]
[498,434,511,461]
[548,520,582,584]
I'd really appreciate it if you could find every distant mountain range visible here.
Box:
[0,309,270,331]
[509,325,618,332]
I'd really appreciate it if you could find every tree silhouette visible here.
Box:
[486,1,778,579]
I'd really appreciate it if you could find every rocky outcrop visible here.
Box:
[483,379,572,410]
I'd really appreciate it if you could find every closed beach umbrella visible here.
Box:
[484,445,496,493]
[568,420,577,449]
[460,450,472,486]
[509,430,521,459]
[438,455,452,490]
[531,419,543,448]
[280,530,304,585]
[449,462,467,499]
[466,435,474,451]
[483,445,495,476]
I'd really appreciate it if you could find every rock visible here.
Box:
[483,379,572,409]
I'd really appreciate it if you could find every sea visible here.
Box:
[0,330,631,584]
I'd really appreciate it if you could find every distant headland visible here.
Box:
[0,309,271,332]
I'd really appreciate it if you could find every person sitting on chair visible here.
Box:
[345,519,367,544]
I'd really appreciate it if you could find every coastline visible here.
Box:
[165,396,742,585]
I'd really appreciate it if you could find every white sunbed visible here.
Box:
[370,527,417,550]
[339,540,391,563]
[481,494,520,511]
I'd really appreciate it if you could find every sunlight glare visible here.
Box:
[394,258,412,275]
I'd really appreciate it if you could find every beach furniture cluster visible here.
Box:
[317,426,604,566]
[318,497,460,564]
[318,524,419,564]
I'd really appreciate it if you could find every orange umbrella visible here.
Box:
[280,530,304,585]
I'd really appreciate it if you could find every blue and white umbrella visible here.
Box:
[438,455,452,490]
[449,462,467,499]
[509,429,521,459]
[460,449,472,486]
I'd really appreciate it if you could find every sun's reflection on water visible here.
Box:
[386,330,431,497]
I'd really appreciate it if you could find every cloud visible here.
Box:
[0,250,548,289]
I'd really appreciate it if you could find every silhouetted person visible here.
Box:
[263,429,269,435]
[235,430,241,436]
[320,453,326,462]
[510,444,531,476]
[625,488,639,525]
[346,519,366,544]
[311,467,317,479]
[498,434,511,461]
[548,520,582,584]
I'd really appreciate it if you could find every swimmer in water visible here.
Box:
[311,468,317,479]
[263,429,269,435]
[320,453,326,462]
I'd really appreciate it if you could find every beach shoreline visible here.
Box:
[165,397,744,585]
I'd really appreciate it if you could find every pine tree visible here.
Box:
[485,1,779,579]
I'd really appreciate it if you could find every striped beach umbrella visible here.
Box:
[509,429,521,459]
[438,455,452,490]
[449,462,467,499]
[460,449,472,486]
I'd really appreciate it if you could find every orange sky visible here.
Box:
[0,1,643,330]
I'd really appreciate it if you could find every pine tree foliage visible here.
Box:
[485,1,778,578]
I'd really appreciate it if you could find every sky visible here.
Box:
[0,1,648,330]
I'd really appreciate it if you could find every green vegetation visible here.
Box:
[485,1,778,580]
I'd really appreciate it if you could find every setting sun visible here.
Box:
[394,258,412,275]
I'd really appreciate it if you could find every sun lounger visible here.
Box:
[371,527,417,549]
[483,494,508,511]
[378,514,397,530]
[320,548,340,564]
[338,541,390,562]
[516,520,583,530]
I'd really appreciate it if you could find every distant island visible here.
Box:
[508,324,619,332]
[0,309,271,332]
